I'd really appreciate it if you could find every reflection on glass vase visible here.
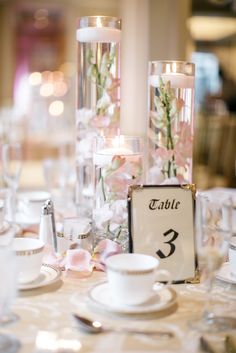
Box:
[93,136,143,251]
[76,16,121,216]
[147,61,195,185]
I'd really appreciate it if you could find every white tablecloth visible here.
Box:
[2,270,236,353]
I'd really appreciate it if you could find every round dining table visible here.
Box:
[2,265,236,353]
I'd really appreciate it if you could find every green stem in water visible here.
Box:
[101,176,106,203]
[162,89,177,178]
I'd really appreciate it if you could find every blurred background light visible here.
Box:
[28,72,42,86]
[40,83,54,97]
[188,16,236,41]
[49,100,64,116]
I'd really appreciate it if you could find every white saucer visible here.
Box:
[216,262,236,284]
[6,212,39,228]
[18,264,62,290]
[88,282,177,314]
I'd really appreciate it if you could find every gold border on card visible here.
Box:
[184,269,200,284]
[128,184,143,201]
[128,183,199,284]
[180,183,196,200]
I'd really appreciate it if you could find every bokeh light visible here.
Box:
[49,100,64,116]
[28,72,42,86]
[40,83,54,97]
[53,82,68,97]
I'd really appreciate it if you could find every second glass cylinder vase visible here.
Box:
[76,16,121,216]
[147,61,195,185]
[93,136,143,251]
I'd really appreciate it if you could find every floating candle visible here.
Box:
[76,27,121,43]
[149,74,194,89]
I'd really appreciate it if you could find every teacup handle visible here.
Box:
[154,269,172,288]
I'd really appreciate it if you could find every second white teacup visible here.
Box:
[18,191,50,219]
[12,237,45,284]
[105,253,170,306]
[229,239,236,277]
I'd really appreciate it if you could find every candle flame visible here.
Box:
[172,62,177,73]
[166,63,171,74]
[112,134,124,148]
[96,17,102,28]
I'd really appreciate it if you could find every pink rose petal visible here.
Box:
[63,249,93,272]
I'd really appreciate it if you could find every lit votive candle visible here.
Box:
[92,136,143,251]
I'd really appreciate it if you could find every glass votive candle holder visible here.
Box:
[63,217,93,253]
[93,135,144,251]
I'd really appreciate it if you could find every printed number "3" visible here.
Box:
[156,228,179,259]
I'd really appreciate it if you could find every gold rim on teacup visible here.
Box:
[15,246,44,256]
[106,265,157,276]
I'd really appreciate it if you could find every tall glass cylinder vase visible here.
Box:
[147,61,195,185]
[93,136,143,251]
[76,16,121,216]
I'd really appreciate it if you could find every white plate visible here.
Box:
[6,212,39,227]
[216,262,236,284]
[18,264,62,290]
[88,282,177,314]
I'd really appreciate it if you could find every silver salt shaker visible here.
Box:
[39,201,57,252]
[45,199,57,251]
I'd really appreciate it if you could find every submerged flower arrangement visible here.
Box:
[76,47,120,169]
[93,154,143,247]
[149,78,193,184]
[77,46,120,132]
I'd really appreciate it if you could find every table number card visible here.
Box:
[128,184,196,283]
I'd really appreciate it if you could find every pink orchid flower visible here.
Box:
[155,147,173,162]
[105,172,131,198]
[107,78,120,104]
[93,203,113,230]
[110,200,128,226]
[110,155,126,171]
[91,114,111,129]
[119,158,142,180]
[92,239,122,271]
[148,165,165,184]
[175,121,193,144]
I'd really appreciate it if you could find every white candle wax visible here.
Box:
[120,0,149,137]
[94,147,136,166]
[76,27,121,43]
[149,74,194,89]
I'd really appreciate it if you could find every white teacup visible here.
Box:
[12,237,45,284]
[105,253,170,306]
[229,239,236,277]
[18,191,50,219]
